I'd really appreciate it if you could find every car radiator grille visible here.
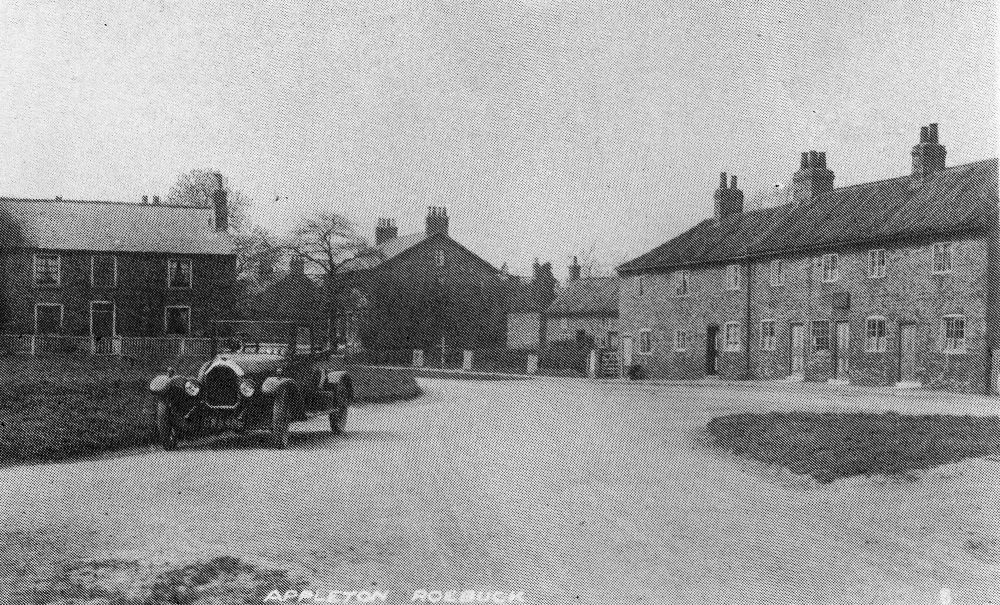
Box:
[203,366,240,408]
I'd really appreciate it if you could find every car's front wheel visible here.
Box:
[155,397,178,451]
[271,389,291,449]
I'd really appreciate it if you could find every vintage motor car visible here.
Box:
[148,320,353,450]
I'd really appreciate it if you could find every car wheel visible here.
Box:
[155,397,178,451]
[271,389,291,449]
[329,405,348,435]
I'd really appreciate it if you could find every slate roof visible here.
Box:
[0,197,235,255]
[619,158,998,275]
[545,276,620,317]
[338,232,429,273]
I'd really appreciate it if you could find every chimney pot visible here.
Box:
[808,150,818,166]
[142,195,148,204]
[920,126,929,143]
[730,174,737,189]
[792,150,835,205]
[719,172,727,189]
[929,123,939,144]
[818,152,826,168]
[800,152,809,169]
[152,195,160,205]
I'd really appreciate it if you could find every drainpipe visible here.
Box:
[744,261,753,380]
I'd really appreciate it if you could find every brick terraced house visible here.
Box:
[543,258,620,348]
[618,124,1000,394]
[0,192,236,338]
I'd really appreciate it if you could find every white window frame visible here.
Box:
[33,253,61,287]
[942,315,967,354]
[90,255,118,288]
[638,329,652,355]
[724,321,741,352]
[167,258,193,289]
[812,320,831,351]
[865,316,888,353]
[34,303,64,334]
[868,249,886,279]
[674,329,690,352]
[769,259,784,287]
[932,242,953,274]
[760,319,776,352]
[674,270,690,296]
[821,254,840,283]
[164,305,192,336]
[89,300,117,337]
[725,264,740,291]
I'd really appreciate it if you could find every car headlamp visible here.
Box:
[239,379,255,398]
[184,380,201,397]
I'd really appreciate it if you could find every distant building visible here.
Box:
[0,192,236,337]
[505,259,558,350]
[544,257,620,348]
[618,124,1000,394]
[335,207,506,352]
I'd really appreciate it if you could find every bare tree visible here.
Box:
[166,168,250,231]
[576,243,611,278]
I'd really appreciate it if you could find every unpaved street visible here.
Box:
[2,378,1000,604]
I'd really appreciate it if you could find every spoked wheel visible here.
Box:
[155,397,178,451]
[329,405,348,435]
[271,389,291,449]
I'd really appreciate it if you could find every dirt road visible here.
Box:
[2,378,999,604]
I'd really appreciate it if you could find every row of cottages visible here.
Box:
[617,124,1000,394]
[0,191,236,337]
[543,257,621,348]
[334,207,508,352]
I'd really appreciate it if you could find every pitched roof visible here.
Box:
[0,197,235,255]
[619,158,998,274]
[545,275,620,317]
[338,232,429,273]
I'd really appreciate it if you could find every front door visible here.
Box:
[706,325,720,375]
[835,321,850,379]
[90,301,115,337]
[899,324,918,383]
[790,323,805,377]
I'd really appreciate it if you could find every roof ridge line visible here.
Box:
[0,197,211,210]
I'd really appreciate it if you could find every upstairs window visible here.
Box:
[674,270,690,296]
[167,259,193,289]
[769,259,784,287]
[866,316,887,353]
[33,253,61,287]
[638,329,652,354]
[821,254,840,282]
[760,320,776,351]
[91,255,117,288]
[812,320,830,351]
[943,315,966,354]
[932,243,953,274]
[724,322,741,352]
[725,265,740,291]
[868,249,886,279]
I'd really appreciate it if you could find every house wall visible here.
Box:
[620,234,992,393]
[543,314,619,346]
[506,311,541,350]
[1,249,236,336]
[338,236,506,351]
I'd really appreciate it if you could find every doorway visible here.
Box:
[706,325,720,375]
[90,301,115,337]
[834,321,850,380]
[899,323,918,383]
[790,323,805,377]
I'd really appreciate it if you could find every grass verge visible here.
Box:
[705,411,1000,484]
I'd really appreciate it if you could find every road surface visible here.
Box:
[2,378,999,604]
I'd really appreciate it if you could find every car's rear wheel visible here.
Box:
[271,389,291,449]
[155,397,178,451]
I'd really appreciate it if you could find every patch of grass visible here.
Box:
[705,411,1000,484]
[0,355,202,465]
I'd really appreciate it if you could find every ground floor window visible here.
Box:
[638,329,652,354]
[164,306,191,336]
[724,322,741,352]
[674,329,690,352]
[812,320,830,352]
[943,315,966,354]
[760,320,776,351]
[35,303,63,334]
[866,316,887,352]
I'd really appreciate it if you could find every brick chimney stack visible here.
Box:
[568,256,581,282]
[791,150,834,206]
[911,123,946,178]
[425,206,449,236]
[375,218,398,245]
[213,188,228,232]
[713,172,744,221]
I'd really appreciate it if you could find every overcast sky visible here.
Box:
[1,0,996,276]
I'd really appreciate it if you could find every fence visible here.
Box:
[0,334,214,361]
